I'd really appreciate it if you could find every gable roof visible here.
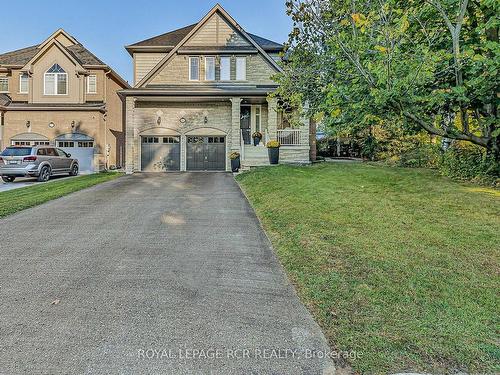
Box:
[127,24,198,50]
[126,13,283,55]
[134,3,283,88]
[0,29,129,88]
[0,42,104,67]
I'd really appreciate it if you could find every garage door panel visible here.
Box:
[187,136,225,171]
[141,137,180,172]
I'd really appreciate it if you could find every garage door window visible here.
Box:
[12,140,50,146]
[143,137,160,144]
[208,137,225,143]
[57,141,74,148]
[163,137,180,144]
[78,141,94,147]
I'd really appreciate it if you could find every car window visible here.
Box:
[1,147,33,156]
[37,148,47,156]
[56,149,68,157]
[46,148,58,157]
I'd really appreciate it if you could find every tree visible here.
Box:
[275,0,500,159]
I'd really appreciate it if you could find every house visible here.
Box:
[0,29,129,172]
[121,3,313,173]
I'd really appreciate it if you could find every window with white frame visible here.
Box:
[87,75,97,94]
[255,106,261,132]
[189,57,200,81]
[236,57,247,81]
[0,77,9,92]
[44,64,67,95]
[19,73,29,94]
[205,57,215,81]
[220,56,231,81]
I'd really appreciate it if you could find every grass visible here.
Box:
[0,172,123,218]
[236,163,500,374]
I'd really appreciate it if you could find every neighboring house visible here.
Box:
[0,29,129,172]
[121,3,313,173]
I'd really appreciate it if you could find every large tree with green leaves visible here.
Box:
[276,0,500,158]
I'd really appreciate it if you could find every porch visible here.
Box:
[233,97,311,167]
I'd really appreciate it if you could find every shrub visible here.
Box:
[266,140,280,148]
[397,144,441,169]
[439,143,499,182]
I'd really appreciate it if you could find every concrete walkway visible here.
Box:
[0,173,334,374]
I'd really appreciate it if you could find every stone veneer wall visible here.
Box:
[125,100,234,172]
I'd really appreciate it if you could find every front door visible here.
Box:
[240,106,251,145]
[186,136,226,171]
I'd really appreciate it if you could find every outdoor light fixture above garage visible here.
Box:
[26,121,31,128]
[48,122,55,128]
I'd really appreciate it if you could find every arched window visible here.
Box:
[44,64,67,95]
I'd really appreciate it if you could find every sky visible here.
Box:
[0,0,292,84]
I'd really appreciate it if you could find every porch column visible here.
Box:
[125,96,136,174]
[266,97,278,140]
[230,97,242,151]
[300,102,311,145]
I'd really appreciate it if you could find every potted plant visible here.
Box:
[266,140,280,164]
[230,151,241,172]
[252,131,263,146]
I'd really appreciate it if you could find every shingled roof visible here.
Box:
[126,24,283,53]
[0,42,106,67]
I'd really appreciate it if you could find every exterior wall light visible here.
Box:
[204,116,208,124]
[180,117,186,124]
[157,116,161,126]
[71,121,76,129]
[48,122,55,128]
[26,121,31,128]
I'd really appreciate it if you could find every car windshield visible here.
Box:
[1,147,33,157]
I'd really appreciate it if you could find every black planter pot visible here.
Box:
[253,137,262,146]
[268,148,280,165]
[231,157,241,172]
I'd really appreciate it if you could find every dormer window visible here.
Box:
[189,57,200,81]
[0,77,8,93]
[44,64,67,95]
[236,57,247,81]
[19,73,29,94]
[87,75,97,94]
[205,57,215,81]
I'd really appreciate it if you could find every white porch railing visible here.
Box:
[277,129,303,146]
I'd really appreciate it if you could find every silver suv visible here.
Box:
[0,146,79,183]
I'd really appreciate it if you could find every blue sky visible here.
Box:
[0,1,292,84]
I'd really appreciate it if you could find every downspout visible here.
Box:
[103,69,111,170]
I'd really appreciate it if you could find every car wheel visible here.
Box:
[37,166,51,182]
[1,176,15,183]
[69,164,79,176]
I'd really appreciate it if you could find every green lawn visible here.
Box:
[0,172,123,218]
[236,163,499,374]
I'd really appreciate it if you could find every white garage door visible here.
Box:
[55,133,95,173]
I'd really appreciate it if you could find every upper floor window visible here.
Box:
[87,75,97,94]
[205,57,215,81]
[44,64,67,95]
[0,77,8,92]
[220,57,231,81]
[189,57,200,81]
[19,73,29,94]
[236,57,247,81]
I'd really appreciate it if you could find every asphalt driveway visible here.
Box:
[0,173,334,374]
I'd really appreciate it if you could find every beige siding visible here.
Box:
[185,13,251,47]
[151,54,277,85]
[134,52,167,84]
[30,45,84,104]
